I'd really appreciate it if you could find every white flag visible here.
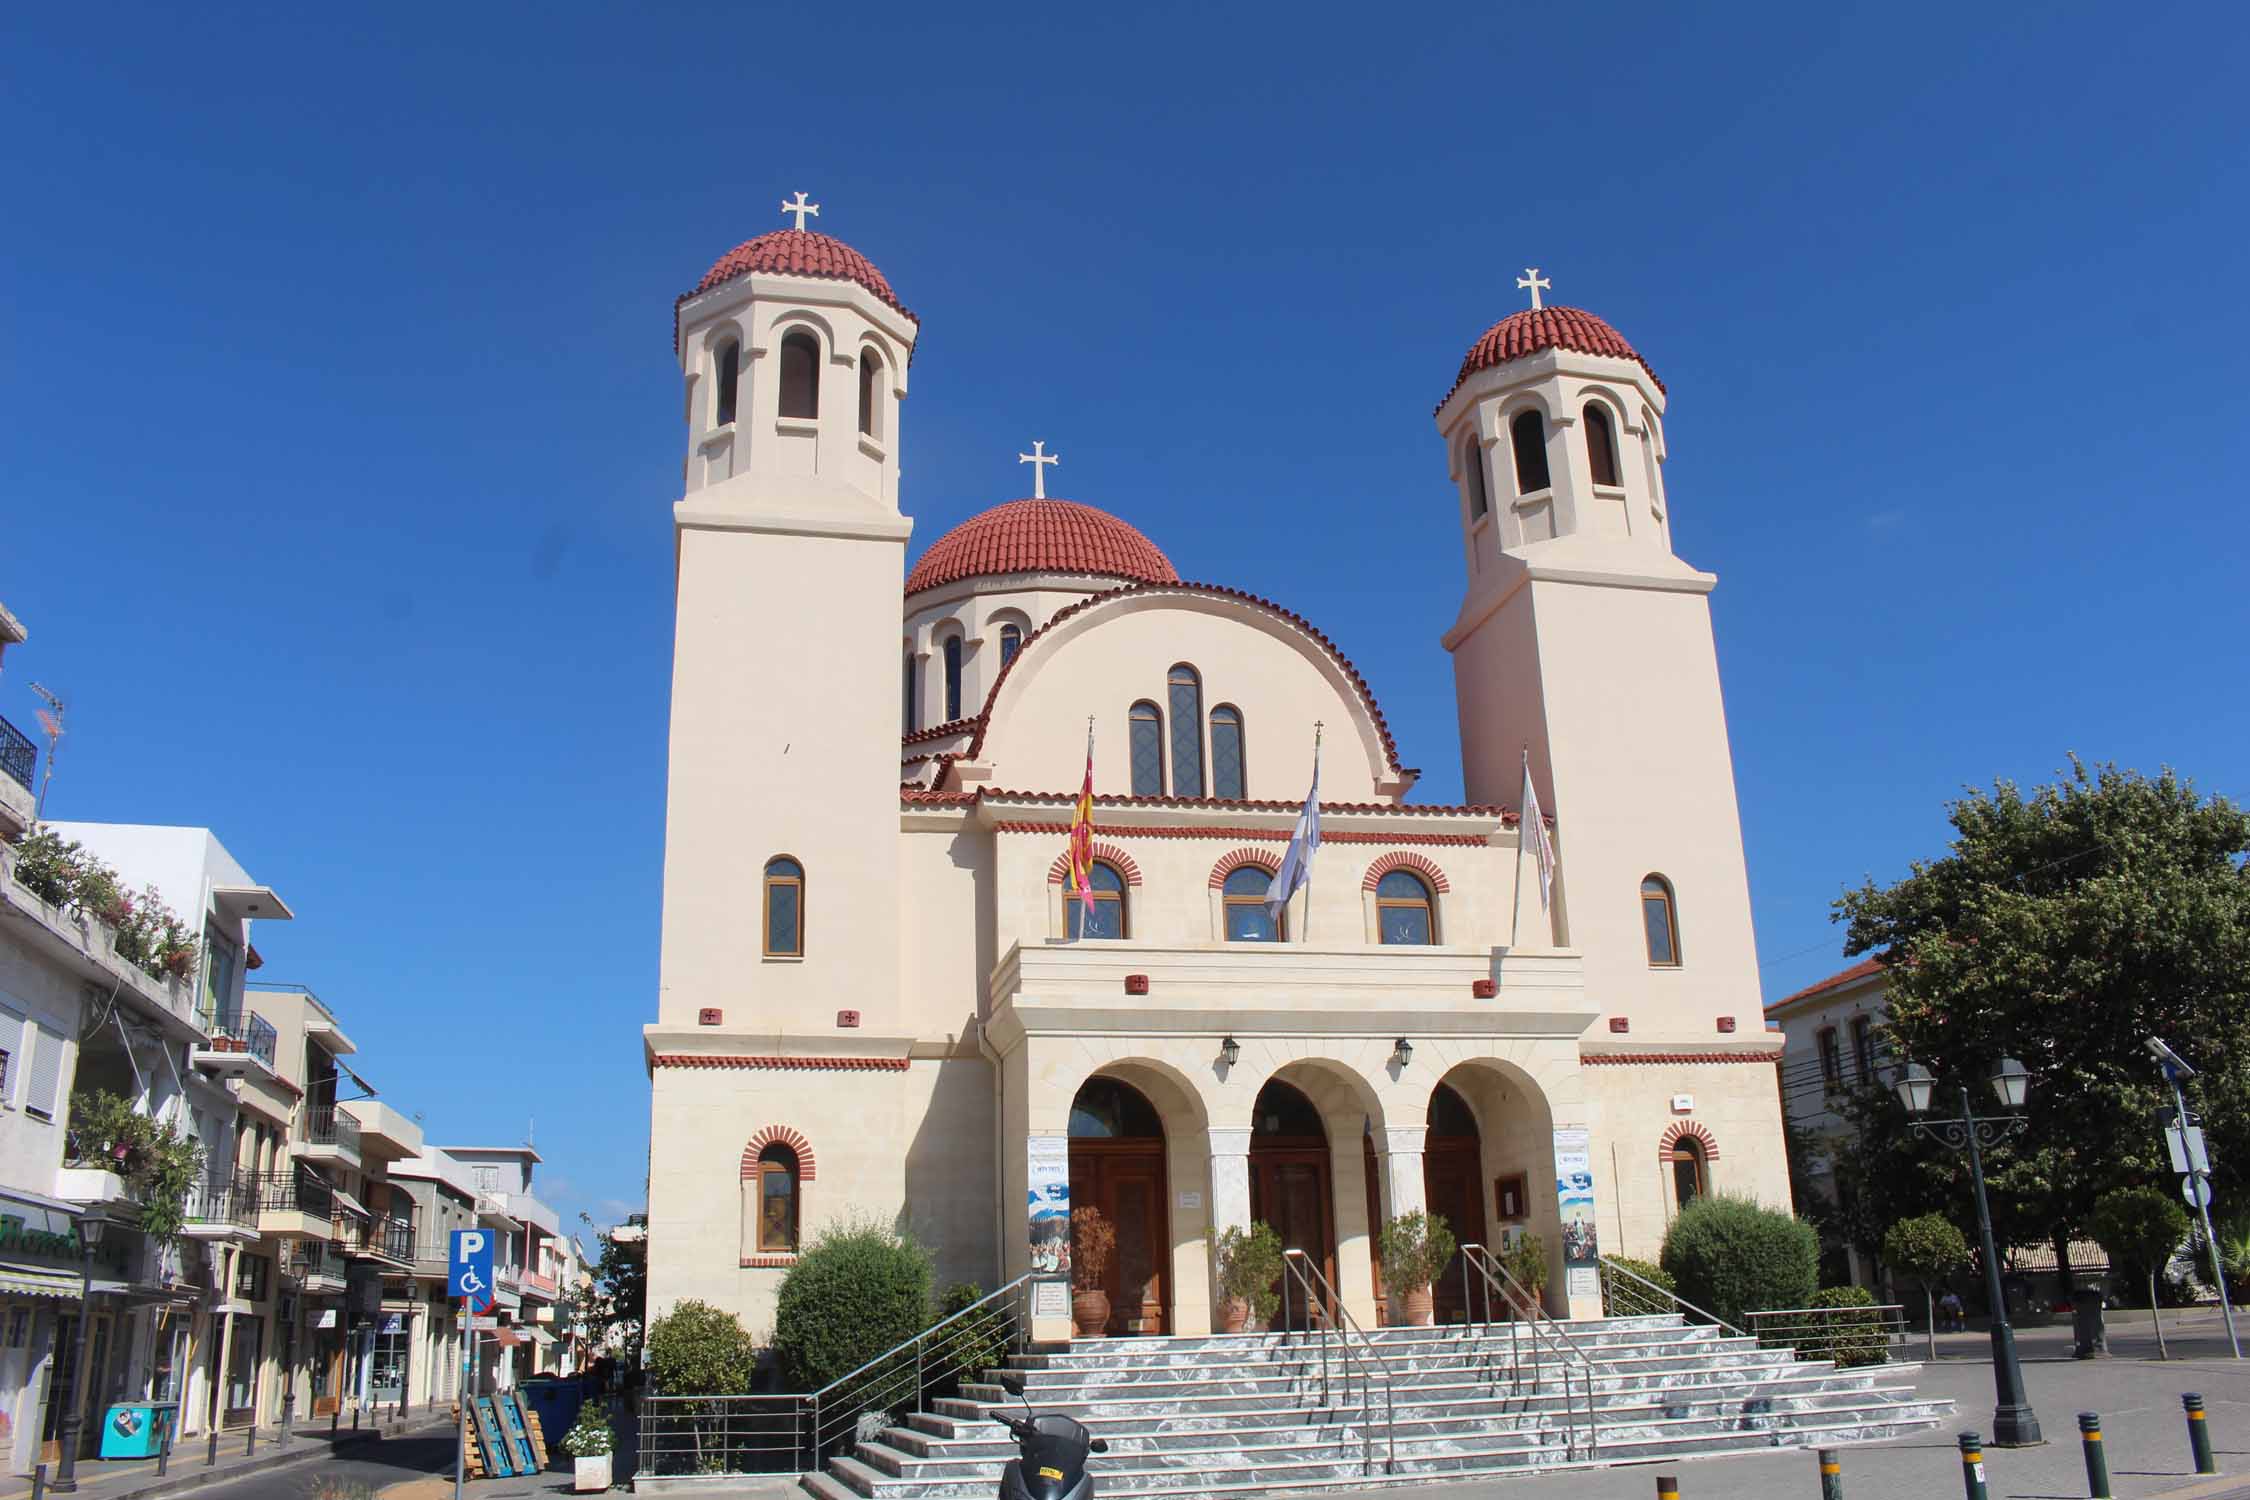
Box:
[1521,752,1555,911]
[1266,755,1321,922]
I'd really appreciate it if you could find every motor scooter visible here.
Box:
[991,1372,1107,1499]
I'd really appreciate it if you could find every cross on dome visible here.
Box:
[1516,267,1552,310]
[780,191,821,232]
[1018,440,1059,500]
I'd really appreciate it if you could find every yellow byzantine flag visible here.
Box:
[1065,723,1095,928]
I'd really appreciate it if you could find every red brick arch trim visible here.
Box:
[1208,848,1281,890]
[1046,843,1144,886]
[1658,1121,1720,1163]
[742,1126,817,1182]
[1361,851,1453,894]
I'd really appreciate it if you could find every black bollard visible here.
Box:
[352,1408,360,1433]
[1818,1447,1843,1500]
[1656,1476,1679,1500]
[245,1423,256,1456]
[330,1406,339,1436]
[1960,1432,1990,1500]
[2078,1413,2110,1499]
[206,1429,219,1467]
[156,1418,172,1478]
[30,1461,44,1500]
[2185,1393,2216,1475]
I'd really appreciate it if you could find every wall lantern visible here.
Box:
[1219,1035,1241,1068]
[1392,1038,1414,1068]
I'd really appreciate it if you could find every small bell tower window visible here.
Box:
[780,331,820,420]
[859,351,883,437]
[1510,410,1551,494]
[1584,404,1621,487]
[1464,434,1489,519]
[714,340,741,427]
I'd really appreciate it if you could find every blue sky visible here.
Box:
[4,4,2245,1231]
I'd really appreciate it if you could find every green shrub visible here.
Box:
[1600,1255,1675,1316]
[1882,1213,1970,1344]
[1215,1223,1286,1325]
[2091,1188,2190,1292]
[771,1218,933,1392]
[645,1300,758,1395]
[1500,1234,1549,1299]
[933,1282,1006,1379]
[1796,1284,1889,1368]
[1658,1194,1818,1328]
[1377,1211,1457,1302]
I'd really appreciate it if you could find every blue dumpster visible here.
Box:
[99,1402,176,1459]
[517,1378,583,1457]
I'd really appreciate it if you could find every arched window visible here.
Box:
[779,331,820,420]
[942,636,963,721]
[902,655,918,733]
[1070,1077,1164,1139]
[1584,403,1620,487]
[714,340,740,427]
[999,623,1023,668]
[764,857,805,957]
[1464,434,1489,519]
[1510,410,1551,494]
[1376,870,1436,945]
[1223,865,1282,942]
[1210,705,1245,800]
[858,350,882,437]
[1670,1136,1706,1211]
[1641,875,1680,967]
[757,1144,800,1251]
[1129,701,1164,797]
[1067,861,1127,940]
[1168,664,1205,798]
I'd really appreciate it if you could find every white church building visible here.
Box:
[643,206,1789,1345]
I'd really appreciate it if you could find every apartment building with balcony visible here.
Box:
[434,1147,570,1381]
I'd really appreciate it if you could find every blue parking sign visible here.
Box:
[449,1228,495,1304]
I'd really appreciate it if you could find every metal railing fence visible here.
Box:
[183,1174,257,1228]
[635,1273,1034,1479]
[0,714,33,792]
[303,1107,362,1151]
[249,1169,335,1220]
[1596,1256,1749,1335]
[1746,1303,1905,1368]
[1459,1244,1600,1461]
[1279,1248,1396,1476]
[197,1011,279,1068]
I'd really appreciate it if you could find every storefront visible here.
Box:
[0,1193,135,1473]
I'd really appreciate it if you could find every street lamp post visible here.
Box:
[50,1214,109,1493]
[1897,1057,2044,1447]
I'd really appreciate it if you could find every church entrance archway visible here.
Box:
[1248,1078,1336,1326]
[1424,1081,1489,1323]
[1068,1076,1171,1336]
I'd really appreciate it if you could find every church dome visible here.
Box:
[687,229,915,321]
[1439,306,1663,411]
[905,500,1179,596]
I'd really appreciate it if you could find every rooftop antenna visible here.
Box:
[527,1116,535,1148]
[28,683,63,821]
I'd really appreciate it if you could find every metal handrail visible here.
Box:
[1279,1248,1395,1476]
[1459,1244,1599,1460]
[1596,1255,1749,1338]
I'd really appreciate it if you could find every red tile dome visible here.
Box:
[906,500,1178,596]
[1438,306,1662,412]
[685,229,915,321]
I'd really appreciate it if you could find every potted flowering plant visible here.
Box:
[562,1405,615,1491]
[1070,1206,1116,1338]
[1215,1222,1284,1333]
[1377,1211,1456,1327]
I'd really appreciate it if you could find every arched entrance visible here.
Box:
[1068,1077,1171,1336]
[1424,1081,1489,1323]
[1248,1078,1335,1325]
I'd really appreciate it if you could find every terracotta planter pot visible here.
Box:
[1218,1297,1251,1334]
[1071,1288,1112,1338]
[1399,1286,1435,1327]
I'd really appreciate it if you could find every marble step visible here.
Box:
[1023,1321,1721,1372]
[989,1346,1801,1401]
[811,1403,1952,1498]
[1012,1315,1691,1363]
[1009,1333,1766,1383]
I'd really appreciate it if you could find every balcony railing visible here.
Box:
[184,1174,257,1229]
[0,713,33,793]
[343,1214,417,1261]
[197,1011,278,1069]
[303,1107,362,1153]
[285,1239,344,1284]
[250,1170,334,1221]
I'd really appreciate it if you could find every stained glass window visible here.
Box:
[1210,705,1245,800]
[765,857,804,957]
[1223,865,1280,941]
[1168,665,1204,798]
[1376,869,1435,944]
[1129,701,1164,797]
[1641,876,1679,966]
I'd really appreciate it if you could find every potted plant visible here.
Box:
[1377,1211,1456,1327]
[561,1404,615,1491]
[1070,1206,1116,1338]
[1499,1232,1550,1316]
[1214,1223,1285,1334]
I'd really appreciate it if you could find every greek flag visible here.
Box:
[1266,753,1321,923]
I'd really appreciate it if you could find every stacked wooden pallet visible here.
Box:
[451,1392,548,1480]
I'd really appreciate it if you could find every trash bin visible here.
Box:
[518,1378,583,1456]
[98,1402,176,1459]
[2072,1286,2109,1358]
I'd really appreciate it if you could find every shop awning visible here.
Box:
[0,1265,84,1300]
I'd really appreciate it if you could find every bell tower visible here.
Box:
[657,197,919,1039]
[1438,274,1763,1036]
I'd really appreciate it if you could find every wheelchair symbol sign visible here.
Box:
[449,1228,495,1305]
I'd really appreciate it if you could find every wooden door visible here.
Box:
[1424,1147,1489,1324]
[1251,1150,1335,1326]
[1069,1143,1171,1336]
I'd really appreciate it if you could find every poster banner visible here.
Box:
[1027,1135,1072,1276]
[1553,1126,1599,1295]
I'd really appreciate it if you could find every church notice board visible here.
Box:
[1553,1127,1600,1299]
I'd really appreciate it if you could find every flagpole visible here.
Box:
[1510,746,1529,950]
[1301,723,1321,943]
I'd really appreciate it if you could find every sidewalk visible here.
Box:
[0,1414,454,1500]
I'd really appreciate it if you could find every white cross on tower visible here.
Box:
[1516,267,1552,310]
[1018,441,1059,500]
[780,191,820,232]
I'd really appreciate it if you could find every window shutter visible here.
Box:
[24,1023,65,1120]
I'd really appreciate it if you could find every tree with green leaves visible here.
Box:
[1882,1213,1969,1359]
[574,1212,648,1375]
[1834,760,2250,1292]
[2090,1188,2191,1357]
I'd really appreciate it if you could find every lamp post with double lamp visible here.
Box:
[1896,1057,2042,1446]
[50,1213,109,1492]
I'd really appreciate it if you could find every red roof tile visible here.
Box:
[905,500,1178,596]
[1769,955,1887,1009]
[683,229,915,321]
[1437,306,1663,413]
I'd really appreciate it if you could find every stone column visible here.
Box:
[1373,1125,1428,1222]
[1327,1124,1379,1329]
[1206,1129,1251,1328]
